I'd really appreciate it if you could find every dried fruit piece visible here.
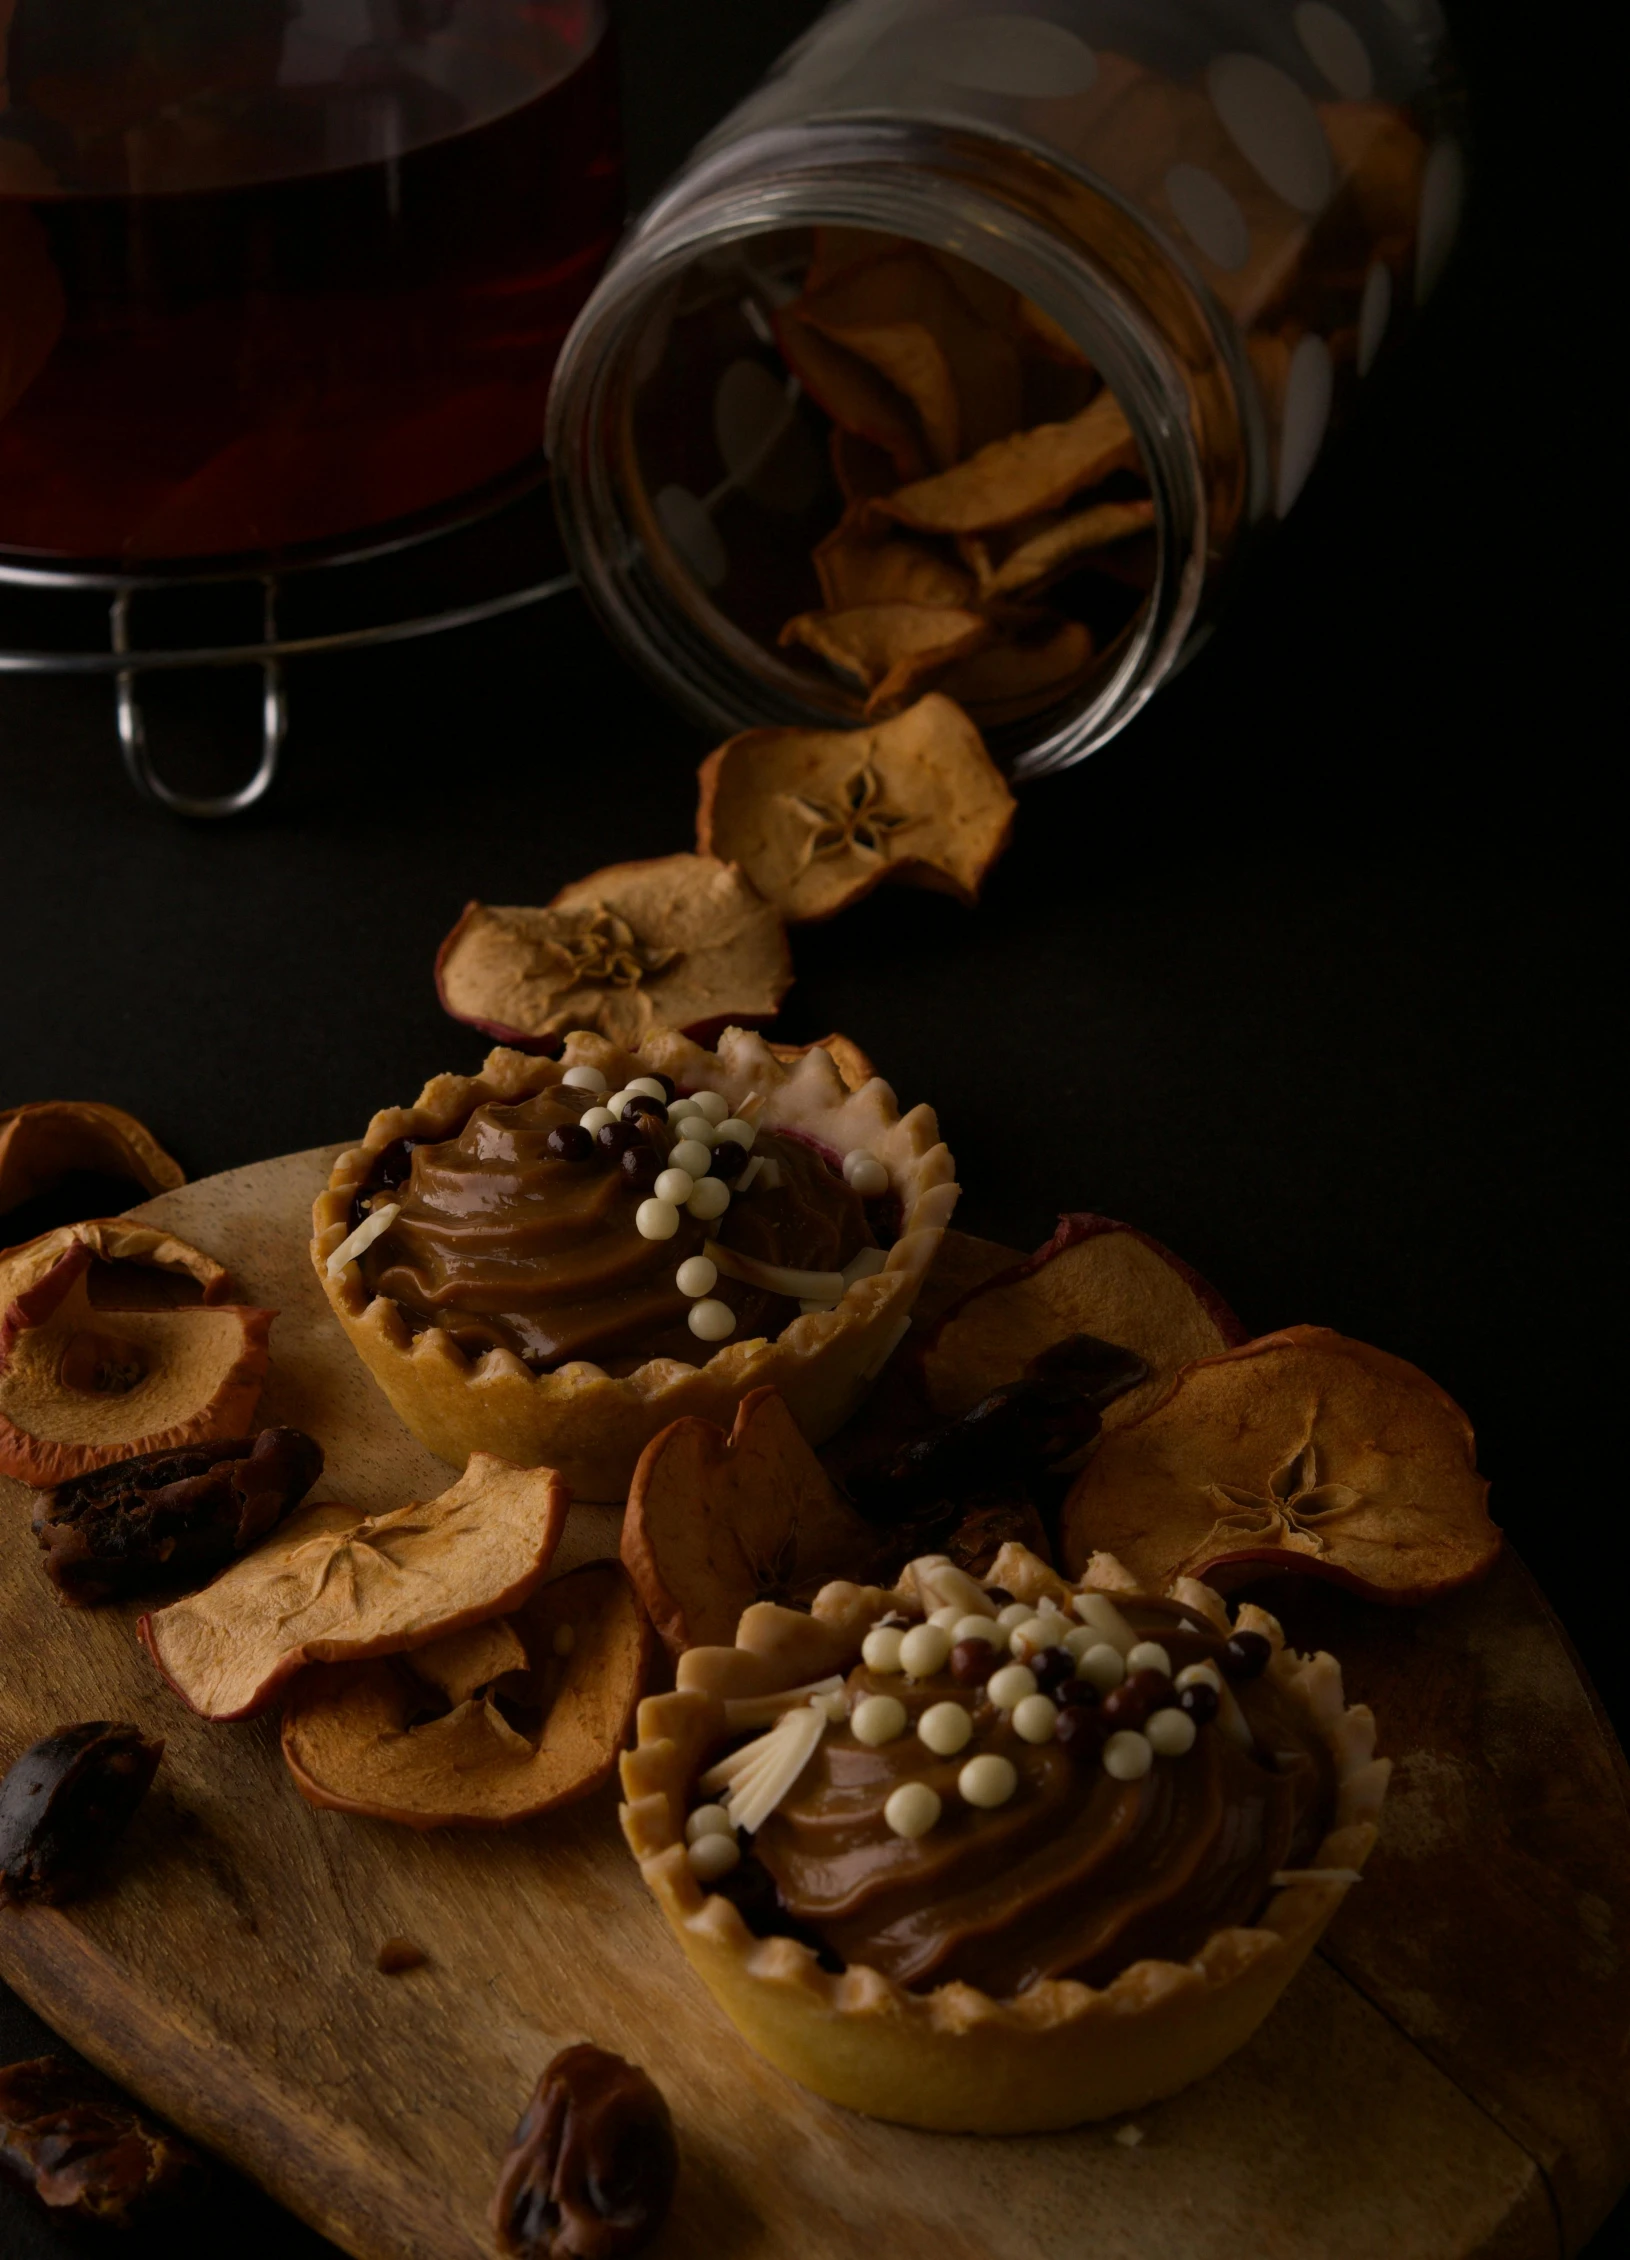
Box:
[0,1101,183,1217]
[765,1032,876,1092]
[623,1388,873,1656]
[491,2043,678,2260]
[963,496,1157,599]
[1060,1325,1501,1605]
[0,1723,163,1906]
[281,1561,650,1828]
[868,391,1139,538]
[0,2056,204,2226]
[696,694,1015,923]
[0,1235,273,1487]
[772,312,926,480]
[31,1427,323,1606]
[937,617,1094,721]
[140,1453,570,1721]
[813,514,975,612]
[435,855,792,1055]
[921,1213,1246,1428]
[778,601,992,718]
[0,1217,228,1314]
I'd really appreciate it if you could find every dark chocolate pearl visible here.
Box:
[1099,1680,1149,1732]
[983,1588,1013,1607]
[621,1094,666,1123]
[1178,1681,1220,1726]
[1222,1632,1272,1682]
[708,1138,749,1181]
[1054,1700,1107,1756]
[597,1120,641,1160]
[545,1123,593,1164]
[1031,1645,1077,1696]
[1126,1666,1176,1713]
[650,1073,677,1101]
[620,1145,659,1193]
[949,1638,996,1689]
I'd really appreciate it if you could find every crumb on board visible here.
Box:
[376,1937,427,1975]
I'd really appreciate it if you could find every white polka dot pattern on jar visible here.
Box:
[1293,4,1374,101]
[933,15,1099,101]
[1415,139,1465,305]
[1165,162,1250,272]
[1206,54,1333,215]
[1276,334,1333,514]
[1358,259,1392,376]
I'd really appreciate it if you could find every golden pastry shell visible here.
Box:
[619,1546,1389,2132]
[312,1029,958,1502]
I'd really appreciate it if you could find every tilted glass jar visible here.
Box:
[547,0,1465,776]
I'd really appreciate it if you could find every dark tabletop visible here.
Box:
[1,3,1620,2254]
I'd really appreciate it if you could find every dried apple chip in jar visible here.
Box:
[0,1101,183,1218]
[696,692,1015,922]
[1060,1325,1501,1605]
[0,1225,272,1488]
[812,513,975,613]
[140,1453,571,1721]
[867,390,1140,538]
[937,617,1095,724]
[280,1561,651,1828]
[435,853,792,1054]
[962,495,1157,600]
[778,601,992,718]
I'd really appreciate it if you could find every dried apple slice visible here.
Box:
[623,1387,873,1656]
[139,1453,570,1721]
[696,693,1015,923]
[0,1235,272,1487]
[812,515,975,613]
[772,311,927,481]
[867,391,1139,538]
[280,1561,650,1828]
[766,1033,877,1093]
[937,618,1094,722]
[920,1213,1245,1429]
[0,1102,184,1217]
[778,601,992,718]
[964,496,1157,600]
[434,854,792,1054]
[1060,1325,1501,1605]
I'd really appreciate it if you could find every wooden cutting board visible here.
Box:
[2,1150,1626,2259]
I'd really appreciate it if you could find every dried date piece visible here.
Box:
[32,1427,324,1605]
[492,2043,678,2260]
[0,2054,204,2225]
[0,1722,162,1906]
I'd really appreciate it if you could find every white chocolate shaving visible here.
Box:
[723,1706,827,1835]
[705,1241,847,1302]
[325,1203,400,1277]
[1073,1590,1138,1655]
[722,1675,845,1730]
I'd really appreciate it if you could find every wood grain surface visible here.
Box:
[1,1151,1625,2258]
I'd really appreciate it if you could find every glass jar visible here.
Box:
[547,0,1464,776]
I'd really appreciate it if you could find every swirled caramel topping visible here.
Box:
[748,1597,1334,1997]
[356,1085,872,1374]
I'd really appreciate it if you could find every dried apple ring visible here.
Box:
[0,1101,184,1217]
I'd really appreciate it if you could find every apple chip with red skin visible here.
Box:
[622,1387,874,1656]
[0,1102,184,1218]
[0,1225,271,1487]
[920,1212,1245,1429]
[435,854,791,1055]
[1060,1325,1500,1605]
[280,1561,650,1829]
[140,1454,570,1721]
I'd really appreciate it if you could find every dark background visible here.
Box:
[1,1,1619,2254]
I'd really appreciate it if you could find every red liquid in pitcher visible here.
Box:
[0,4,622,561]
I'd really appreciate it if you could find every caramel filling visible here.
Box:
[751,1600,1335,1996]
[358,1087,872,1374]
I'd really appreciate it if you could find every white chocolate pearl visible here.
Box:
[1126,1641,1173,1678]
[580,1106,616,1135]
[669,1107,718,1143]
[636,1198,680,1241]
[852,1694,908,1746]
[848,1157,889,1198]
[685,1090,730,1124]
[953,1615,1001,1647]
[675,1255,717,1298]
[562,1066,608,1095]
[653,1168,695,1205]
[958,1753,1018,1809]
[861,1624,905,1673]
[687,1298,735,1342]
[1011,1615,1062,1660]
[685,1804,734,1844]
[917,1701,973,1756]
[1103,1730,1154,1781]
[687,1832,741,1882]
[1175,1661,1222,1693]
[928,1604,964,1631]
[625,1077,668,1102]
[1147,1709,1198,1757]
[812,1689,849,1722]
[1063,1626,1097,1659]
[1077,1643,1126,1692]
[1012,1694,1059,1745]
[687,1177,731,1221]
[606,1089,636,1117]
[995,1602,1031,1632]
[898,1623,951,1679]
[716,1117,757,1150]
[987,1663,1038,1711]
[884,1782,942,1839]
[669,1137,713,1178]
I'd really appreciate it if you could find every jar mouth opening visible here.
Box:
[547,147,1208,776]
